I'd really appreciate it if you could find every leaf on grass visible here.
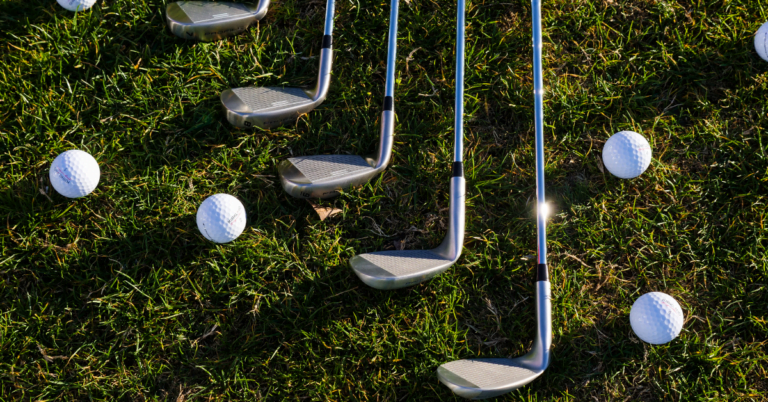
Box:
[176,385,193,402]
[42,241,76,253]
[307,200,342,221]
[192,324,219,346]
[596,154,605,173]
[39,177,52,202]
[37,344,67,362]
[39,187,53,202]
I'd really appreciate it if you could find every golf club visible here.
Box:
[348,0,466,290]
[166,1,269,42]
[220,0,335,129]
[435,0,552,397]
[276,0,398,198]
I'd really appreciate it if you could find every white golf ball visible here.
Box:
[57,0,97,12]
[602,131,652,179]
[755,21,768,62]
[630,292,684,345]
[196,194,246,244]
[49,150,100,198]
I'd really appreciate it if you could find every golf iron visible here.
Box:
[221,0,335,129]
[348,0,466,290]
[166,1,269,42]
[276,0,398,198]
[435,0,552,397]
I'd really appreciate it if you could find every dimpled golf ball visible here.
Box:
[196,194,246,244]
[57,0,97,12]
[49,150,100,198]
[755,22,768,62]
[630,292,684,345]
[602,131,652,179]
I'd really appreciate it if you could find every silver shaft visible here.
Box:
[311,0,335,102]
[454,0,465,163]
[533,0,552,375]
[372,0,399,170]
[384,0,399,98]
[323,0,335,36]
[533,0,546,265]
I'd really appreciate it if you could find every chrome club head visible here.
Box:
[277,103,394,198]
[437,282,552,399]
[350,173,465,289]
[166,1,269,42]
[277,0,397,197]
[437,360,543,400]
[221,0,335,129]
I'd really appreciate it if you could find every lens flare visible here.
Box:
[539,202,550,220]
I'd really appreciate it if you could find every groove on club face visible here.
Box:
[350,176,465,289]
[166,1,269,41]
[221,0,335,129]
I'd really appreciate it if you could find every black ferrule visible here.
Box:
[383,96,394,111]
[537,263,548,281]
[322,35,332,49]
[451,162,464,177]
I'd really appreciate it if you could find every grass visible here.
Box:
[1,0,767,400]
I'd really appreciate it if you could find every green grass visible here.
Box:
[1,0,767,400]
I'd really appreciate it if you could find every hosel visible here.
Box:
[373,103,395,170]
[311,41,333,101]
[253,0,270,20]
[436,163,465,260]
[529,274,552,370]
[375,0,399,169]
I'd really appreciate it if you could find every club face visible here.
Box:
[166,1,268,41]
[277,155,381,199]
[350,250,457,290]
[436,357,545,400]
[221,87,320,129]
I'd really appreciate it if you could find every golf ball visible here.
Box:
[602,131,652,179]
[196,194,246,244]
[630,292,684,345]
[57,0,97,12]
[756,21,768,62]
[49,150,100,198]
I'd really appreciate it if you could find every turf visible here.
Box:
[1,0,767,400]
